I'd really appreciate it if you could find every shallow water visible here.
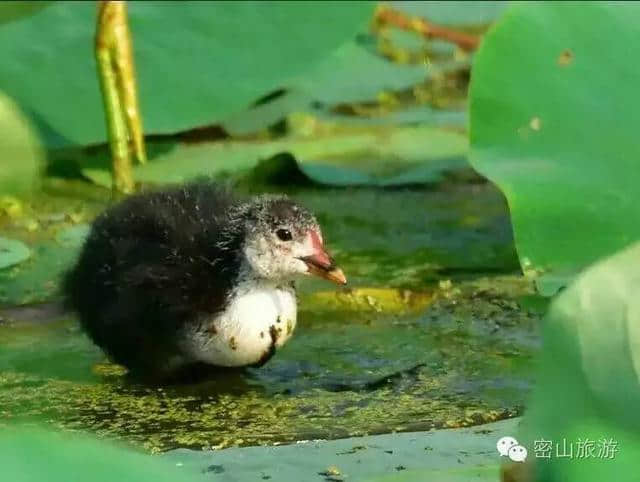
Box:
[0,182,543,453]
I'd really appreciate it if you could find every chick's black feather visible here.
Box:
[63,182,245,377]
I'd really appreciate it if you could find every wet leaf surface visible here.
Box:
[0,180,539,454]
[0,276,538,454]
[163,418,518,482]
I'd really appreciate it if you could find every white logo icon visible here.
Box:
[496,436,528,462]
[508,444,528,462]
[497,436,518,456]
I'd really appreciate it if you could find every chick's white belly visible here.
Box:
[184,285,297,367]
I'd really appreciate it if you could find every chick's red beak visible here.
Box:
[300,230,347,285]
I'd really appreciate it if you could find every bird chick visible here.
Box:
[62,181,346,381]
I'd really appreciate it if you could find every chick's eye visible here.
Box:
[276,228,292,241]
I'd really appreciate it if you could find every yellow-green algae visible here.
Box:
[0,277,538,454]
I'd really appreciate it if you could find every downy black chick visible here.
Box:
[63,181,346,380]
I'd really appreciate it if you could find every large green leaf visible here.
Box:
[313,104,468,130]
[291,41,446,106]
[219,0,498,138]
[0,1,373,146]
[468,2,640,294]
[0,427,201,482]
[81,125,469,188]
[0,91,44,194]
[220,41,451,137]
[515,241,640,481]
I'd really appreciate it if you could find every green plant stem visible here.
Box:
[95,1,146,195]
